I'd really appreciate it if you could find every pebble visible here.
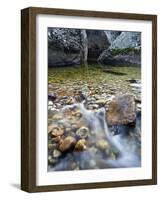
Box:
[74,111,82,118]
[71,123,79,130]
[96,139,110,151]
[52,114,63,120]
[48,101,54,106]
[48,124,55,134]
[88,104,99,110]
[76,127,90,139]
[53,149,62,158]
[48,155,57,165]
[51,135,61,143]
[137,104,141,111]
[75,139,87,151]
[51,126,64,137]
[94,94,100,100]
[48,143,57,150]
[50,107,58,113]
[59,136,76,152]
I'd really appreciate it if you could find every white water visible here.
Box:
[62,103,141,168]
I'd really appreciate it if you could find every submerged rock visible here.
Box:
[95,99,107,106]
[75,139,87,151]
[48,155,57,165]
[59,136,76,152]
[96,139,110,151]
[48,124,55,134]
[76,126,90,139]
[107,94,136,126]
[48,92,57,102]
[51,126,64,137]
[53,149,62,158]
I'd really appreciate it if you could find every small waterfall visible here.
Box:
[49,102,141,171]
[60,103,140,168]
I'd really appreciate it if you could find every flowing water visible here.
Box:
[48,64,141,171]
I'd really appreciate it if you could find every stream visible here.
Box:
[48,64,141,171]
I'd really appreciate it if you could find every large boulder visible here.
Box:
[48,28,82,67]
[86,30,110,62]
[104,31,121,44]
[107,94,136,126]
[97,31,141,67]
[98,48,141,67]
[110,32,141,49]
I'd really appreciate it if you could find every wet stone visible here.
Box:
[48,143,57,150]
[59,136,76,152]
[51,135,62,143]
[51,126,64,137]
[48,101,54,106]
[48,93,57,102]
[53,149,62,158]
[75,139,87,151]
[88,104,99,110]
[48,155,57,165]
[76,127,90,139]
[96,139,110,151]
[88,159,97,168]
[107,94,136,126]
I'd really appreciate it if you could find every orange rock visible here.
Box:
[107,94,136,126]
[51,126,64,137]
[59,136,76,152]
[75,139,87,151]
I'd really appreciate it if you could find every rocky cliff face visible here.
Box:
[104,31,121,44]
[86,30,110,62]
[110,32,141,49]
[48,28,141,67]
[98,31,141,67]
[48,28,82,67]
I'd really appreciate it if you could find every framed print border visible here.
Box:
[21,7,157,193]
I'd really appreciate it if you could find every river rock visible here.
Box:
[48,101,53,106]
[48,155,57,165]
[137,103,141,111]
[59,136,76,152]
[96,139,110,151]
[48,124,55,134]
[51,125,64,137]
[95,99,107,106]
[110,32,141,49]
[75,139,87,151]
[88,104,99,110]
[53,149,62,158]
[76,127,90,139]
[51,136,61,143]
[98,49,141,67]
[48,92,57,102]
[107,94,136,126]
[48,143,57,150]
